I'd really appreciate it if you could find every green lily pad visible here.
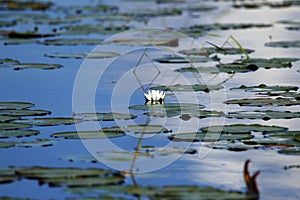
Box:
[44,52,120,59]
[16,117,82,126]
[128,8,182,18]
[200,124,288,134]
[0,109,51,116]
[15,166,124,187]
[0,102,35,110]
[139,146,197,156]
[0,141,15,148]
[0,58,19,68]
[153,56,217,63]
[227,110,300,120]
[225,97,300,107]
[60,24,130,35]
[210,141,256,151]
[151,84,223,92]
[1,31,57,39]
[51,128,125,139]
[218,58,298,72]
[0,115,20,122]
[169,132,253,142]
[230,84,298,92]
[74,112,136,121]
[106,38,179,47]
[243,138,299,147]
[124,124,170,134]
[16,139,55,148]
[179,47,254,56]
[0,122,32,130]
[38,38,104,46]
[265,41,300,48]
[3,1,53,10]
[284,164,300,170]
[0,167,19,184]
[0,129,39,138]
[1,38,37,45]
[129,103,205,111]
[60,155,98,163]
[146,109,224,118]
[279,148,300,155]
[13,63,63,70]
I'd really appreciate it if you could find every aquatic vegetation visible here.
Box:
[51,128,125,139]
[265,41,300,48]
[44,51,120,59]
[230,84,298,92]
[144,90,165,103]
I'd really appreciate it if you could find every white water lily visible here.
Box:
[144,90,165,102]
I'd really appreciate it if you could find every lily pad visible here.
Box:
[74,112,136,121]
[230,84,298,92]
[129,103,205,111]
[0,58,19,68]
[140,146,197,156]
[124,124,170,134]
[217,58,298,72]
[210,141,256,152]
[38,38,103,46]
[265,41,300,48]
[169,132,253,142]
[16,117,82,126]
[1,38,37,45]
[60,155,98,163]
[0,109,51,116]
[279,147,300,155]
[153,55,217,63]
[3,1,53,10]
[0,122,32,130]
[243,138,299,147]
[1,31,57,39]
[151,84,223,92]
[225,97,300,107]
[106,38,179,47]
[200,124,288,134]
[179,47,254,56]
[146,109,224,118]
[16,139,55,148]
[60,24,130,35]
[44,52,120,59]
[0,129,39,138]
[13,63,63,70]
[0,102,35,110]
[51,128,125,139]
[0,115,20,122]
[0,141,15,148]
[227,110,300,120]
[0,167,19,184]
[15,166,124,187]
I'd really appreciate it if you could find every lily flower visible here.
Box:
[144,90,165,103]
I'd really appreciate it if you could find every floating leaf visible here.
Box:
[179,47,254,56]
[200,124,288,134]
[265,41,300,48]
[243,138,299,147]
[74,112,136,121]
[60,24,130,35]
[13,63,63,70]
[279,147,300,155]
[0,30,57,39]
[124,124,170,134]
[0,141,15,148]
[151,84,223,92]
[0,102,35,110]
[129,103,205,111]
[0,109,51,116]
[106,38,178,47]
[44,51,120,59]
[146,109,224,118]
[0,122,32,130]
[15,166,124,187]
[153,55,217,63]
[16,139,55,148]
[0,115,20,122]
[16,117,82,126]
[210,141,256,152]
[1,38,37,45]
[227,110,300,120]
[60,155,98,163]
[3,1,53,10]
[38,38,103,46]
[225,97,300,107]
[0,167,19,184]
[0,58,19,68]
[230,84,298,92]
[169,132,253,142]
[0,129,39,138]
[140,146,197,156]
[51,128,125,139]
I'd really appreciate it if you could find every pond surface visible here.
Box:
[0,0,300,199]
